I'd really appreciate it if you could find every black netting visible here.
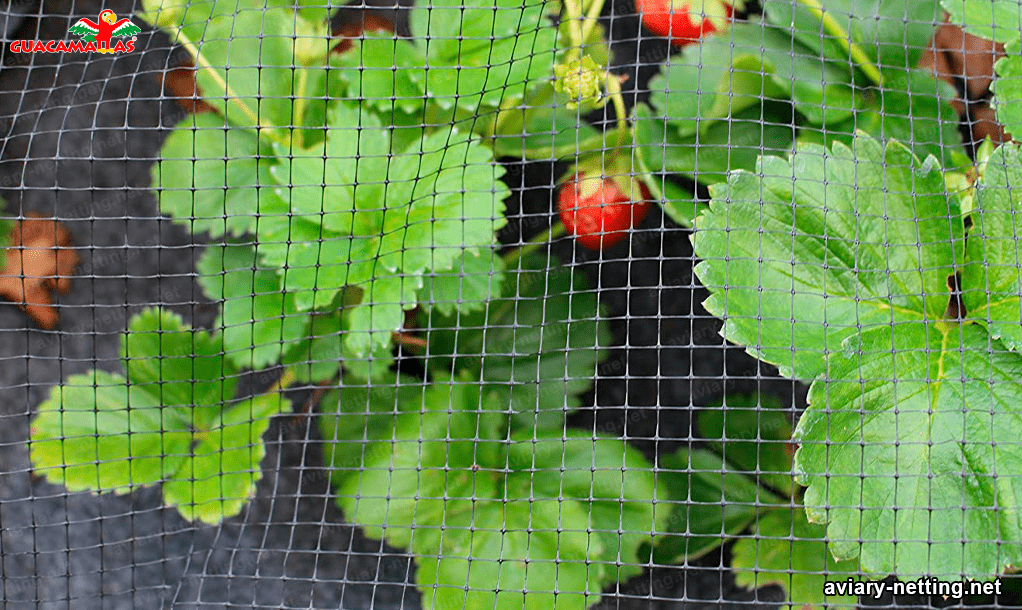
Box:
[0,0,1019,608]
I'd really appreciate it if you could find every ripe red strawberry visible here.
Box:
[557,174,651,251]
[636,0,735,48]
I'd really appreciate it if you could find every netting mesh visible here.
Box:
[0,0,1018,607]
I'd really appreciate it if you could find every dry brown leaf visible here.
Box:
[934,20,1005,101]
[0,214,79,329]
[967,102,1009,146]
[920,15,1011,146]
[158,61,216,115]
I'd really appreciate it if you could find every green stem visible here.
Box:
[604,75,629,151]
[579,0,607,47]
[169,25,289,146]
[502,223,569,267]
[489,83,556,142]
[561,0,586,61]
[488,91,527,140]
[796,0,882,86]
[631,143,663,202]
[292,68,310,149]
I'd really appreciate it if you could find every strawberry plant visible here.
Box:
[27,0,667,605]
[25,0,1022,604]
[691,132,1022,580]
[27,0,555,519]
[651,394,857,609]
[320,253,665,609]
[632,0,965,227]
[32,309,289,522]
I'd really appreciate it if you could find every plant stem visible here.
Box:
[169,26,289,146]
[502,222,569,267]
[292,68,310,149]
[489,83,557,144]
[631,143,663,201]
[579,0,607,47]
[604,75,630,150]
[561,0,586,62]
[795,0,882,86]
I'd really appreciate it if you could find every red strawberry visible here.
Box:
[558,174,651,251]
[636,0,735,48]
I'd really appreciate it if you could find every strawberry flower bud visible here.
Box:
[554,55,606,110]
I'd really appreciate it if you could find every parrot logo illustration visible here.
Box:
[68,10,141,53]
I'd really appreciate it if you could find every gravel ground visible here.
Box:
[0,1,1002,609]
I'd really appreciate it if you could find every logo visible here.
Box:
[9,10,140,54]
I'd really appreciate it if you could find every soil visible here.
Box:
[0,1,1013,609]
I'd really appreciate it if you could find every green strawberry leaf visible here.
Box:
[317,373,426,474]
[943,0,1022,44]
[646,32,788,140]
[188,8,298,131]
[507,431,666,582]
[333,380,485,549]
[693,131,1022,579]
[121,308,235,426]
[651,448,782,565]
[280,312,343,384]
[762,0,941,72]
[417,246,505,317]
[153,112,268,239]
[692,134,963,380]
[795,322,1022,578]
[964,142,1022,350]
[426,253,608,430]
[414,496,602,610]
[31,369,194,494]
[32,309,288,523]
[163,389,285,523]
[343,272,422,360]
[331,32,427,115]
[408,0,557,112]
[855,69,963,166]
[383,128,508,276]
[197,243,308,371]
[329,384,659,608]
[646,20,855,132]
[698,394,795,498]
[633,103,796,188]
[269,104,391,240]
[993,41,1022,140]
[265,123,508,356]
[793,71,963,165]
[732,508,858,609]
